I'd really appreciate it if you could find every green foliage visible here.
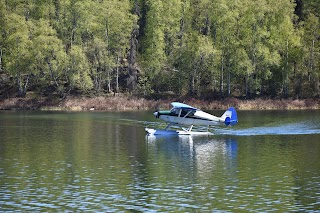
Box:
[68,45,93,91]
[299,13,320,97]
[0,0,319,99]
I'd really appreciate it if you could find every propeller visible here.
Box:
[153,111,160,118]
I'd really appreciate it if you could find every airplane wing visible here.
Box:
[171,102,198,111]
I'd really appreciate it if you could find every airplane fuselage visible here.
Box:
[156,110,223,126]
[159,115,218,126]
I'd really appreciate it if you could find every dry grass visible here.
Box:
[236,99,320,110]
[62,96,160,111]
[0,96,319,111]
[0,97,55,110]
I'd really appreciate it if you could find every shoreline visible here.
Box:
[0,96,319,111]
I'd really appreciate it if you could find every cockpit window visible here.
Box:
[170,108,195,117]
[181,109,195,117]
[170,108,179,115]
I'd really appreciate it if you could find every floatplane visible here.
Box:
[145,102,238,135]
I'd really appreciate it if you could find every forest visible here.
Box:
[0,0,319,100]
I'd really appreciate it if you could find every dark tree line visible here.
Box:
[0,0,319,99]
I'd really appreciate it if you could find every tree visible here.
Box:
[4,13,35,96]
[140,0,183,95]
[68,45,93,93]
[1,0,320,99]
[301,13,320,97]
[32,19,69,96]
[264,0,301,97]
[75,0,137,93]
[0,0,6,72]
[141,0,166,93]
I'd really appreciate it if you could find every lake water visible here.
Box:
[0,110,320,212]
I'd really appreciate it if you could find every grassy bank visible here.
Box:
[0,96,319,111]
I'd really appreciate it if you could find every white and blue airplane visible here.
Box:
[145,102,238,135]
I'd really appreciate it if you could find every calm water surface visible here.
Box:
[0,110,320,212]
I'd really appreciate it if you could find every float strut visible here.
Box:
[188,125,193,132]
[165,123,172,130]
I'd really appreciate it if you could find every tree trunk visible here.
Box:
[220,55,224,96]
[189,59,200,96]
[227,68,231,96]
[0,47,2,71]
[311,39,318,96]
[115,52,120,93]
[227,48,231,96]
[94,70,101,94]
[283,39,289,98]
[127,26,139,92]
[189,72,195,96]
[107,65,112,93]
[245,74,249,99]
[17,74,29,97]
[47,59,64,97]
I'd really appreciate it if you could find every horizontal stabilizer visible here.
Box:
[221,107,238,126]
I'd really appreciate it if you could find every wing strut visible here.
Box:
[183,110,193,118]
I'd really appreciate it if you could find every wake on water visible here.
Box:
[141,120,320,136]
[213,121,320,136]
[118,118,320,136]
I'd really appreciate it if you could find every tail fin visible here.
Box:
[221,107,238,126]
